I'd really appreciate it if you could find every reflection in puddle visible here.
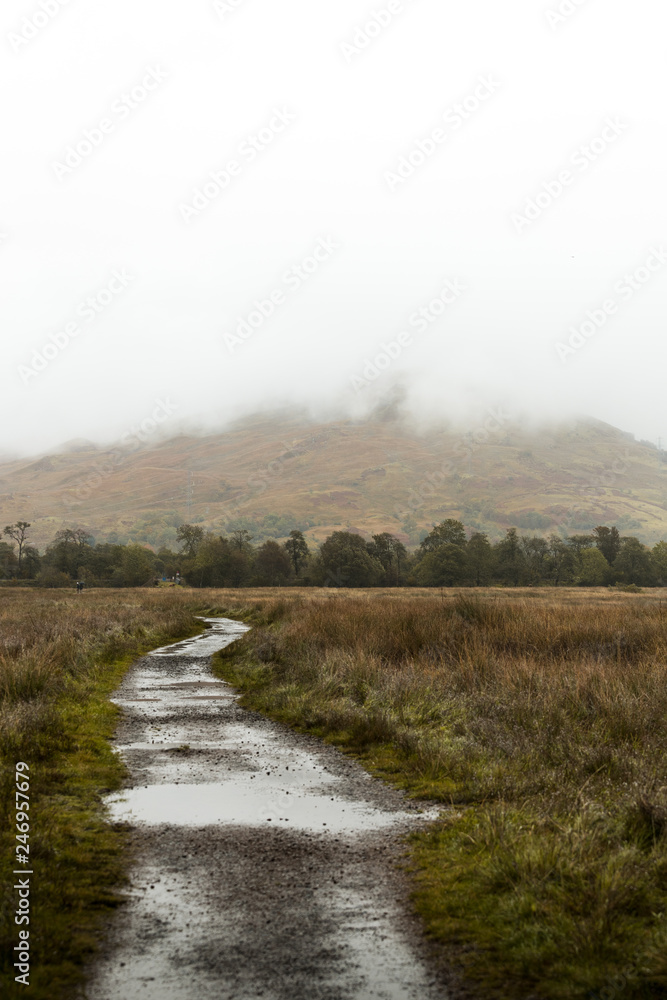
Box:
[90,617,445,1000]
[105,618,438,836]
[106,780,434,833]
[149,618,250,657]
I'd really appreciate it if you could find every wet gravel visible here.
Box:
[84,619,459,1000]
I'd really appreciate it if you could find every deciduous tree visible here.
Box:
[466,532,494,586]
[577,547,609,586]
[121,544,156,587]
[420,519,467,553]
[614,537,654,586]
[652,541,667,584]
[414,544,467,587]
[284,530,309,576]
[3,521,31,573]
[593,525,621,565]
[496,527,524,586]
[319,531,384,588]
[255,540,292,585]
[367,533,407,586]
[176,524,204,557]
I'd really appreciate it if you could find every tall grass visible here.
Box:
[0,587,259,1000]
[5,585,667,998]
[217,589,667,999]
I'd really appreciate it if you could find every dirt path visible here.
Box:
[85,618,455,1000]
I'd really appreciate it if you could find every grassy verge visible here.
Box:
[213,589,667,999]
[0,589,233,1000]
[4,654,137,998]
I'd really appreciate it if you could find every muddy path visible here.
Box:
[85,618,455,1000]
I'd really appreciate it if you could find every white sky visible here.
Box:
[1,0,666,456]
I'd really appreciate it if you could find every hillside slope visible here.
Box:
[1,410,666,550]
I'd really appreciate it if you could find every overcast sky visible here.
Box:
[1,0,665,457]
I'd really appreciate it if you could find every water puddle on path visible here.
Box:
[106,779,426,833]
[88,617,449,1000]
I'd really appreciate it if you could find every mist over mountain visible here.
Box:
[3,0,666,542]
[2,406,666,552]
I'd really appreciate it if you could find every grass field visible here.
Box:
[2,587,667,999]
[214,587,667,999]
[0,589,235,999]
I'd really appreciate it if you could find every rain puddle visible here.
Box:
[106,780,425,833]
[105,617,439,836]
[148,616,250,656]
[88,617,448,1000]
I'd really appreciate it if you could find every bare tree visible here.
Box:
[230,529,253,552]
[3,521,31,574]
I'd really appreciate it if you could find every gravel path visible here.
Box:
[85,618,457,1000]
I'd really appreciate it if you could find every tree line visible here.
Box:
[2,519,667,589]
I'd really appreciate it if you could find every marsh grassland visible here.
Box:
[2,587,667,998]
[215,588,667,999]
[0,589,225,998]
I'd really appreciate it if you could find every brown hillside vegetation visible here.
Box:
[1,409,666,550]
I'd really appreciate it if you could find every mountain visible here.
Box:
[1,410,666,551]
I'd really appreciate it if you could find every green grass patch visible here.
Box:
[410,808,667,999]
[3,657,133,998]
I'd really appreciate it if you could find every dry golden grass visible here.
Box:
[0,587,244,999]
[0,589,207,759]
[4,585,667,998]
[217,587,667,999]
